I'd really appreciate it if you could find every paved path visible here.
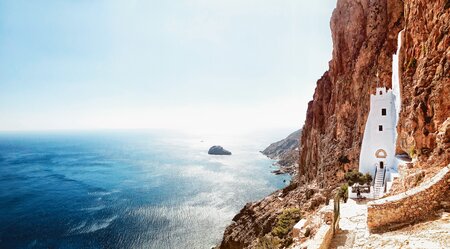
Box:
[329,199,369,249]
[329,198,450,249]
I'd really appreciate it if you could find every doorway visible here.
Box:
[380,161,384,169]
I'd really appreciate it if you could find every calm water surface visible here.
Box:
[0,130,290,249]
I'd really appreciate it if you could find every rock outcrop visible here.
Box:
[208,146,232,155]
[218,183,327,249]
[262,130,302,175]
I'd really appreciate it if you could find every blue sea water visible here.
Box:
[0,130,291,249]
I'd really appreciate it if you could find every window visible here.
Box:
[382,108,386,116]
[379,91,383,95]
[379,125,383,131]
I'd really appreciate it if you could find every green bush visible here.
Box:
[344,170,372,185]
[255,235,280,249]
[338,183,349,203]
[271,208,301,238]
[363,173,373,184]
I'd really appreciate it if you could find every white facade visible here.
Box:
[359,87,397,179]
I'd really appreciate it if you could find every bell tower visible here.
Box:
[359,87,397,178]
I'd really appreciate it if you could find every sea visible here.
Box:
[0,130,291,249]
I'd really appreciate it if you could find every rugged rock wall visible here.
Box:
[218,185,327,249]
[262,129,302,175]
[299,0,404,185]
[219,0,450,248]
[396,0,450,168]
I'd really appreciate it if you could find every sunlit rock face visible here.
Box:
[396,0,450,168]
[299,0,404,186]
[219,0,450,248]
[262,129,302,175]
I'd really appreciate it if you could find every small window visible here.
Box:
[382,108,386,116]
[379,125,383,131]
[379,91,383,95]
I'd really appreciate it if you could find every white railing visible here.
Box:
[373,163,386,199]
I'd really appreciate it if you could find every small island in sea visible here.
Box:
[208,145,232,155]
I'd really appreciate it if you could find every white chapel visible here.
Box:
[359,87,398,198]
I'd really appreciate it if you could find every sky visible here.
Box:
[0,0,336,134]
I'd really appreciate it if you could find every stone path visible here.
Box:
[329,199,369,249]
[363,212,450,249]
[329,198,450,249]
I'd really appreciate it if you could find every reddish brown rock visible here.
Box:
[219,0,450,248]
[397,0,450,168]
[299,0,404,186]
[217,183,328,249]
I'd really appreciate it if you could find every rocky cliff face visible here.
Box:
[219,0,450,248]
[396,0,450,168]
[299,0,404,186]
[262,130,302,175]
[218,184,327,249]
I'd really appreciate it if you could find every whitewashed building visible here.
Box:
[359,87,398,198]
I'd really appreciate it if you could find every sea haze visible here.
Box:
[0,130,290,249]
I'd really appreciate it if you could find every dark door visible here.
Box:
[380,161,384,169]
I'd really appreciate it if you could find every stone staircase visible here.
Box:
[373,166,385,199]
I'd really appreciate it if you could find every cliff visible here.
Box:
[218,184,327,249]
[299,0,449,187]
[262,129,302,175]
[396,0,450,169]
[219,0,450,248]
[299,0,404,186]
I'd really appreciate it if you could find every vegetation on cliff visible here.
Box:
[271,208,301,238]
[253,208,302,249]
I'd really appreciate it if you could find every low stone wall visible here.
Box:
[308,224,333,249]
[367,165,450,232]
[307,202,340,249]
[293,200,340,249]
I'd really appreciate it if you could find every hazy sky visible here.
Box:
[0,0,336,133]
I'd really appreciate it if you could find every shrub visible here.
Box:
[344,170,360,185]
[363,173,373,184]
[344,170,372,185]
[408,146,416,158]
[271,208,301,238]
[338,183,349,203]
[255,235,280,249]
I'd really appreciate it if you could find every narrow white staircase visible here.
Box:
[373,167,385,199]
